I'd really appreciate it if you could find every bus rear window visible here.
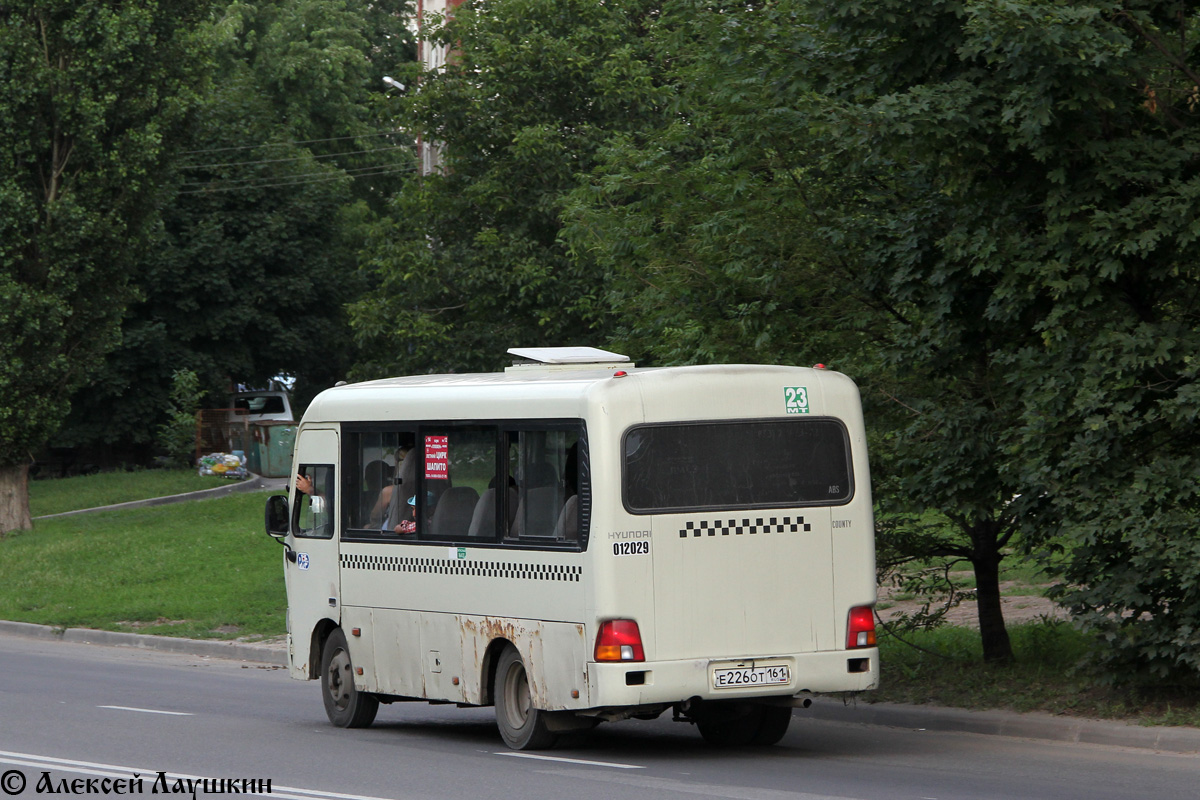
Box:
[622,419,853,513]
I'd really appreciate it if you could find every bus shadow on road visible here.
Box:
[364,704,902,762]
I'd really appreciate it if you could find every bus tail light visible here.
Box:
[595,619,645,662]
[847,606,876,649]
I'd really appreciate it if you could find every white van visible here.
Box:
[229,389,294,424]
[265,347,878,749]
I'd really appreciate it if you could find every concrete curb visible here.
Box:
[32,474,273,520]
[806,696,1200,754]
[0,619,287,667]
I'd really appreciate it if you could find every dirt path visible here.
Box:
[879,580,1068,628]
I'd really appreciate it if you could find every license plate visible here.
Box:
[712,663,790,689]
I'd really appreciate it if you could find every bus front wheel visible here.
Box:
[320,628,379,728]
[494,645,558,750]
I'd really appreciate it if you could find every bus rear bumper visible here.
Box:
[585,648,879,708]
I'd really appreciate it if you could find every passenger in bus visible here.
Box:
[359,460,392,527]
[293,468,334,535]
[376,447,418,535]
[295,473,316,495]
[382,495,418,535]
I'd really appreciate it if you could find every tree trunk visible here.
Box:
[0,463,32,536]
[971,524,1014,663]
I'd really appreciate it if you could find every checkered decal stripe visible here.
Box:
[679,516,810,538]
[340,554,581,582]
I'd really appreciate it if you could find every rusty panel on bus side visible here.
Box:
[364,608,588,709]
[457,615,590,710]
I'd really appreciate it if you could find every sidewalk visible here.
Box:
[3,619,1197,754]
[31,473,286,520]
[0,619,286,665]
[806,695,1200,754]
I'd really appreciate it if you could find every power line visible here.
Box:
[181,144,412,171]
[180,130,404,156]
[180,159,416,188]
[182,162,417,191]
[177,164,417,194]
[177,165,415,194]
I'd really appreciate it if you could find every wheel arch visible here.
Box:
[308,618,340,680]
[479,637,514,706]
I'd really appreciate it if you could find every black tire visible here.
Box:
[751,705,793,745]
[695,702,763,746]
[320,628,379,728]
[494,645,559,750]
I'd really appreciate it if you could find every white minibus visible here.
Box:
[265,347,878,749]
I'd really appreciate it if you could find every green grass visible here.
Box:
[874,621,1200,727]
[0,491,285,640]
[30,469,232,517]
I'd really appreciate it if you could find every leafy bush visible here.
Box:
[156,369,201,467]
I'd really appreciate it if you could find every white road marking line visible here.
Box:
[494,751,645,769]
[0,755,136,782]
[0,750,397,800]
[97,705,193,716]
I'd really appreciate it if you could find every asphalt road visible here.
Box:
[1,634,1197,800]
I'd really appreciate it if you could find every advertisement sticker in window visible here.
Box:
[425,435,449,480]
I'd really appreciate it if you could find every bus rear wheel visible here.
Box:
[695,702,762,746]
[321,628,379,728]
[695,701,791,746]
[751,705,793,745]
[494,645,558,750]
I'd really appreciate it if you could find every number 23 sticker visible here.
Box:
[784,386,810,414]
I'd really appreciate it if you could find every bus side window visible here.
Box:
[421,428,496,541]
[296,465,335,539]
[344,431,419,536]
[508,430,579,541]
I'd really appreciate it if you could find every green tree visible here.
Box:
[0,1,217,533]
[571,0,1200,673]
[58,0,416,459]
[804,0,1200,677]
[564,0,1032,662]
[563,1,872,368]
[974,2,1200,683]
[350,0,665,377]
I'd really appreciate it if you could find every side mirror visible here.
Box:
[265,495,289,538]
